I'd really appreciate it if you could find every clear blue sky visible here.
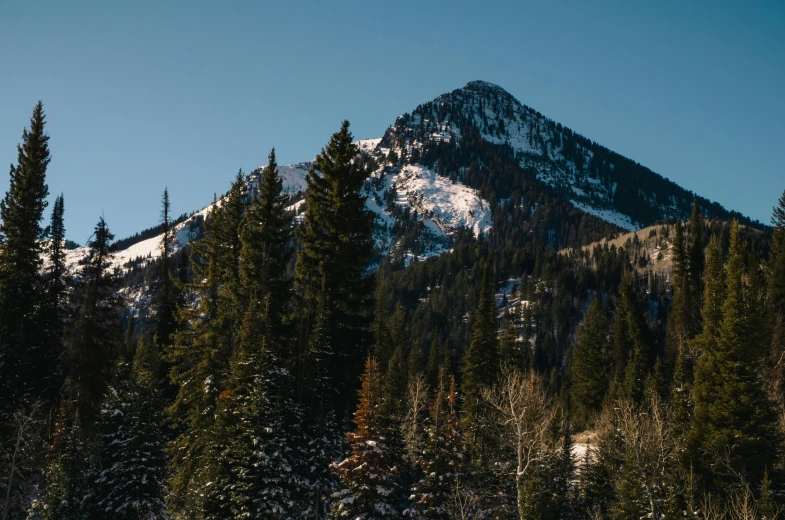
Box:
[1,1,783,242]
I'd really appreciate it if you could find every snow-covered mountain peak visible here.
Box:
[385,80,727,232]
[462,80,517,100]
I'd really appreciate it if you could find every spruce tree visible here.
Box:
[331,356,402,519]
[461,265,499,458]
[95,336,167,519]
[166,202,232,514]
[570,298,610,427]
[238,148,293,357]
[426,334,442,387]
[150,188,179,374]
[295,120,375,418]
[41,411,96,520]
[60,216,122,432]
[688,221,780,485]
[666,220,690,381]
[222,148,314,518]
[609,274,655,404]
[42,193,67,401]
[768,190,785,398]
[383,346,408,418]
[0,101,52,409]
[686,201,705,331]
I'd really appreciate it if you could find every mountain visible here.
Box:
[384,80,757,230]
[64,81,759,306]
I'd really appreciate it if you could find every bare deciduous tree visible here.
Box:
[1,402,45,520]
[448,476,481,520]
[615,396,674,518]
[481,366,553,519]
[402,372,429,465]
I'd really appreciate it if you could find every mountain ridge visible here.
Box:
[72,80,761,278]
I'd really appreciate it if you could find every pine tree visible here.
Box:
[666,220,690,382]
[612,274,655,404]
[331,357,402,519]
[42,193,67,401]
[699,234,726,343]
[95,336,167,519]
[166,202,232,514]
[768,190,785,398]
[60,216,122,432]
[41,411,96,520]
[686,201,705,331]
[225,334,308,519]
[295,120,375,418]
[150,188,179,373]
[238,148,293,355]
[221,148,313,518]
[570,298,610,427]
[383,346,408,418]
[461,265,499,459]
[0,101,52,409]
[407,372,464,520]
[688,221,780,485]
[426,334,442,387]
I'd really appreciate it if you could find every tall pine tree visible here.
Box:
[150,187,180,375]
[461,264,499,460]
[0,101,52,409]
[768,190,785,399]
[294,120,375,418]
[166,201,233,515]
[60,216,122,432]
[688,221,780,486]
[569,298,610,427]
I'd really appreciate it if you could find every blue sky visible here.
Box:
[1,1,783,242]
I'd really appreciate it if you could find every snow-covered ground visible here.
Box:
[390,165,491,236]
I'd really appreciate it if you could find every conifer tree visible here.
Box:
[42,193,67,401]
[686,201,705,330]
[667,220,690,376]
[41,412,95,520]
[0,101,52,409]
[331,357,402,519]
[166,202,232,514]
[768,190,785,397]
[699,235,726,343]
[570,298,610,427]
[383,346,408,418]
[150,188,179,370]
[238,148,293,353]
[688,221,780,485]
[407,371,464,520]
[222,148,313,518]
[95,336,167,519]
[60,216,122,432]
[461,265,499,458]
[426,334,442,387]
[373,278,393,369]
[611,274,655,404]
[295,120,375,418]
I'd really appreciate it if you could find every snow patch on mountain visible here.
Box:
[391,165,491,236]
[570,201,637,232]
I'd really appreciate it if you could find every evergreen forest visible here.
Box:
[2,100,785,520]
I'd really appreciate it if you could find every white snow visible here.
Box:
[391,165,491,236]
[570,201,639,232]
